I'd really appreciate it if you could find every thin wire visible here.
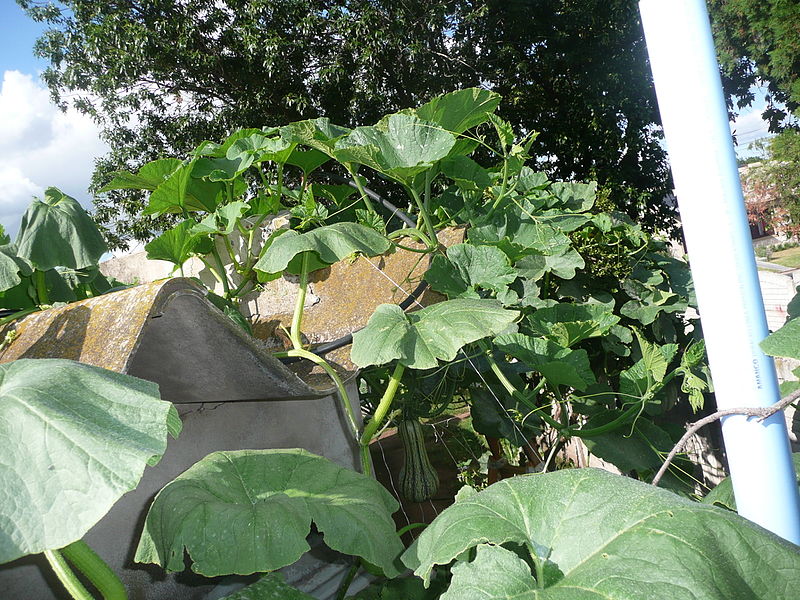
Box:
[376,437,412,528]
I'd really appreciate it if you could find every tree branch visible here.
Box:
[651,388,800,487]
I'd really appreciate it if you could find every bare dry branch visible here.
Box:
[651,388,800,487]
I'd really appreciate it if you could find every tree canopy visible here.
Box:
[17,0,798,248]
[709,0,800,129]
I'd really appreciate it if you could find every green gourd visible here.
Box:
[398,418,439,503]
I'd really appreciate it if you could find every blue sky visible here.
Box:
[0,2,780,240]
[0,3,49,74]
[0,1,108,240]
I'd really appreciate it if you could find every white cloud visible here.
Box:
[0,70,108,238]
[730,108,770,142]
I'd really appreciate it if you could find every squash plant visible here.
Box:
[0,187,119,324]
[401,469,800,599]
[100,88,711,492]
[0,359,179,599]
[7,89,798,600]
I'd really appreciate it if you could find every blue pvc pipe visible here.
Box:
[639,0,800,544]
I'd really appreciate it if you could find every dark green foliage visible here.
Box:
[709,0,800,128]
[19,0,679,247]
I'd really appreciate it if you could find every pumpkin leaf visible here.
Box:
[143,159,225,215]
[135,449,403,577]
[226,132,295,166]
[98,158,182,193]
[425,243,517,299]
[549,181,597,212]
[283,118,351,157]
[145,219,214,268]
[0,359,176,565]
[440,155,492,191]
[253,222,391,275]
[192,201,249,236]
[351,299,519,370]
[414,88,501,134]
[217,573,315,600]
[15,187,108,271]
[527,303,619,348]
[285,148,331,175]
[494,333,596,391]
[335,114,456,184]
[761,318,800,361]
[0,244,32,293]
[405,469,800,598]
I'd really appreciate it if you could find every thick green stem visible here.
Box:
[359,362,405,476]
[199,257,225,285]
[396,522,428,537]
[486,156,511,218]
[61,540,127,600]
[276,347,359,441]
[335,559,360,600]
[290,253,310,350]
[529,543,546,590]
[347,167,378,216]
[229,277,254,300]
[35,270,49,306]
[387,227,434,249]
[222,234,241,272]
[0,307,40,327]
[423,168,433,216]
[44,549,94,600]
[274,162,284,205]
[210,243,231,297]
[242,213,270,273]
[408,187,438,250]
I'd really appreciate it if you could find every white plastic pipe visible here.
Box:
[639,0,800,544]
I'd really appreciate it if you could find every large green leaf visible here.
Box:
[470,211,575,264]
[405,469,800,598]
[527,303,619,348]
[414,88,501,134]
[761,318,800,360]
[284,118,351,157]
[286,148,331,175]
[0,359,178,564]
[549,181,597,212]
[98,158,182,193]
[226,132,295,166]
[253,222,391,275]
[135,449,403,577]
[144,219,214,268]
[217,573,315,600]
[143,159,225,215]
[192,201,249,236]
[15,187,108,271]
[193,155,254,181]
[425,244,517,299]
[581,418,676,473]
[351,299,519,370]
[335,114,456,184]
[494,333,596,391]
[0,244,32,293]
[440,155,492,191]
